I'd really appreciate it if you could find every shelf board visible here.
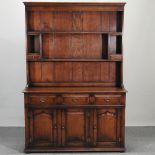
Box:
[27,58,122,62]
[23,86,127,94]
[27,31,122,35]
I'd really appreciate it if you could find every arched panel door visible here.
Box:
[29,109,57,147]
[91,108,121,147]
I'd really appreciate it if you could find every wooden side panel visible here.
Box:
[27,11,41,31]
[117,11,123,32]
[109,35,116,54]
[24,95,29,148]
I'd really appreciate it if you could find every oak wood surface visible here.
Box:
[24,2,126,152]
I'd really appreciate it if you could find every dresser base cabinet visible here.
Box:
[24,88,126,152]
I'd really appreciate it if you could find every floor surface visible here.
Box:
[0,127,154,154]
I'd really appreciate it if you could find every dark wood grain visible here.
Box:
[28,62,118,85]
[24,2,126,152]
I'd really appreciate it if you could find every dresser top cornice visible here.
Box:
[24,2,126,11]
[23,2,126,6]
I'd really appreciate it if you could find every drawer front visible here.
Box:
[28,94,122,105]
[62,94,89,105]
[29,95,56,104]
[94,95,121,105]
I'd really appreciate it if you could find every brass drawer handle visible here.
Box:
[72,98,78,103]
[40,97,45,103]
[104,98,110,103]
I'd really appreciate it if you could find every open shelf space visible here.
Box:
[27,33,123,61]
[42,33,109,59]
[27,34,40,54]
[117,11,123,32]
[109,35,122,55]
[27,11,123,32]
[26,8,124,61]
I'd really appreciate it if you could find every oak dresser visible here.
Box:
[23,2,127,153]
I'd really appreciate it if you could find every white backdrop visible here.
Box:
[0,0,155,126]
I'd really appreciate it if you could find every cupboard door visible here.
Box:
[61,108,89,147]
[28,108,57,147]
[92,108,121,146]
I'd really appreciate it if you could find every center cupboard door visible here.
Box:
[61,108,90,147]
[91,107,122,147]
[28,108,57,147]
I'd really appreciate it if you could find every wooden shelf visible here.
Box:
[27,31,122,35]
[27,58,122,62]
[23,86,127,94]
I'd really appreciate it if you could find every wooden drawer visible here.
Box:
[62,94,89,105]
[29,95,56,104]
[94,95,121,105]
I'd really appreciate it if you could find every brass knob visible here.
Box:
[61,126,65,129]
[105,98,110,102]
[40,97,45,103]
